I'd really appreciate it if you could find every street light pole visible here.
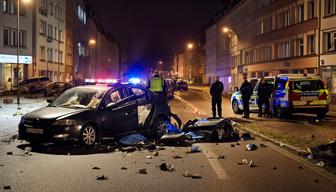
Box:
[16,0,20,105]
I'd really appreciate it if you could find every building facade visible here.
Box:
[320,0,336,97]
[33,0,66,82]
[0,0,33,90]
[206,0,336,93]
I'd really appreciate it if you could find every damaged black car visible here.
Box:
[18,84,171,146]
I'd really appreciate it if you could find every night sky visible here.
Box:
[87,0,222,71]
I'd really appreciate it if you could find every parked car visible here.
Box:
[231,77,274,114]
[18,77,50,94]
[165,78,176,99]
[44,82,72,96]
[175,80,188,91]
[272,74,329,119]
[19,83,171,146]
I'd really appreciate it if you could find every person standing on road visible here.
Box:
[240,74,253,118]
[148,69,167,99]
[210,76,224,118]
[257,77,272,118]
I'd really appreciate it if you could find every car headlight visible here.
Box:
[52,119,78,126]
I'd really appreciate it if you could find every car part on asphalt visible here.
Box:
[119,134,147,146]
[246,144,257,151]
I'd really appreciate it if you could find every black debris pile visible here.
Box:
[159,163,175,172]
[307,141,336,167]
[96,175,108,181]
[139,168,147,174]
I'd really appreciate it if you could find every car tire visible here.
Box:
[152,116,168,138]
[275,107,290,119]
[80,124,97,147]
[232,100,243,114]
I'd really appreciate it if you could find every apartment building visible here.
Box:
[0,0,33,90]
[33,0,66,82]
[206,0,327,91]
[321,0,336,95]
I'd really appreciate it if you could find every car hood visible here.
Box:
[24,106,88,120]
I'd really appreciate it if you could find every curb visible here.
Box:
[174,95,309,155]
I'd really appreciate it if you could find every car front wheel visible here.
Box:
[81,124,97,146]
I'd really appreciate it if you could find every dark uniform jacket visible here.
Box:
[210,81,224,99]
[257,83,272,100]
[240,81,253,100]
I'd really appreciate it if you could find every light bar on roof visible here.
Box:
[84,79,118,84]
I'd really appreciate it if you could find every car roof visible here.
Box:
[277,74,321,81]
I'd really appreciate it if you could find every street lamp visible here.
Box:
[16,0,31,106]
[187,43,194,50]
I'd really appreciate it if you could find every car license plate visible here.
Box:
[301,96,318,101]
[26,128,43,134]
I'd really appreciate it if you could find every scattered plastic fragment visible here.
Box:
[96,175,108,181]
[146,156,152,159]
[121,166,127,170]
[92,167,100,170]
[191,145,202,153]
[6,152,13,155]
[246,144,257,151]
[316,161,325,167]
[3,185,11,190]
[139,168,147,174]
[160,163,175,172]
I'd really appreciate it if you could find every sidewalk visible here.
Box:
[0,96,47,138]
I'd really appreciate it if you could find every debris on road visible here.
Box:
[190,145,202,153]
[183,171,202,179]
[273,166,277,170]
[96,175,108,181]
[173,155,183,159]
[3,185,11,190]
[241,159,249,165]
[298,166,303,170]
[307,141,336,167]
[160,163,175,172]
[139,168,147,174]
[218,155,225,159]
[246,144,257,151]
[24,147,32,154]
[241,133,253,140]
[182,118,236,142]
[152,151,159,157]
[121,166,127,170]
[316,161,325,167]
[119,134,147,146]
[260,143,267,147]
[6,152,13,155]
[92,167,101,170]
[159,133,186,146]
[230,144,235,147]
[146,155,152,159]
[248,160,255,167]
[121,146,137,153]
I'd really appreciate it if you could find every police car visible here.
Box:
[231,77,274,114]
[19,79,171,146]
[273,74,329,119]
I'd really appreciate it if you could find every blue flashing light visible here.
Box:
[129,77,141,84]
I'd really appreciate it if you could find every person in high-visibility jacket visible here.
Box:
[148,69,167,97]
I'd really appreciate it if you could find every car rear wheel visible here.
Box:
[81,124,97,146]
[232,100,243,114]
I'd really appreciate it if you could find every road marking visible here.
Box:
[198,143,228,179]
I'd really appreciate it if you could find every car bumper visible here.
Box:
[18,123,82,143]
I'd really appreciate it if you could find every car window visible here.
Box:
[292,80,324,91]
[131,87,149,105]
[111,91,122,103]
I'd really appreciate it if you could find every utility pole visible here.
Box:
[16,0,20,105]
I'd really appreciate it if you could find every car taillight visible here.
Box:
[319,92,327,100]
[290,92,301,101]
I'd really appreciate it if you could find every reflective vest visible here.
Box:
[149,77,164,92]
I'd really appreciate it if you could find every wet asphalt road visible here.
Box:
[0,95,336,192]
